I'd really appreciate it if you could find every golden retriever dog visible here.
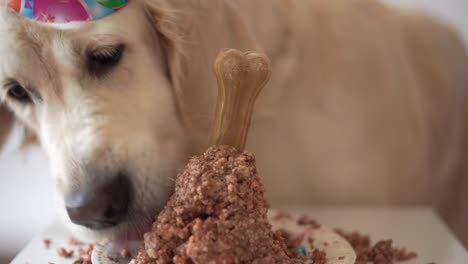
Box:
[1,0,467,245]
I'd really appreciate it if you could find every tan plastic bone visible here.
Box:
[210,49,271,151]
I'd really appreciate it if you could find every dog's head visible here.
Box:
[0,0,256,241]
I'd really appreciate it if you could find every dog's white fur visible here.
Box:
[1,0,468,245]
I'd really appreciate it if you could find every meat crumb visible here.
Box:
[86,243,95,253]
[73,242,94,264]
[311,249,327,264]
[73,259,91,264]
[121,248,132,258]
[273,211,294,221]
[56,247,74,258]
[335,229,417,264]
[369,240,393,263]
[393,247,418,261]
[43,239,52,249]
[67,237,82,246]
[297,215,321,229]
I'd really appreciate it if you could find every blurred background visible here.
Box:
[0,0,467,263]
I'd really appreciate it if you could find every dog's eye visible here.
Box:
[7,84,31,104]
[87,44,125,76]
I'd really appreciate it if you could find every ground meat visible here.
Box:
[297,215,321,229]
[51,237,93,263]
[135,249,156,263]
[57,247,74,258]
[393,248,417,261]
[370,240,394,264]
[74,242,94,264]
[311,249,327,264]
[121,248,132,258]
[134,146,300,264]
[272,211,294,221]
[73,258,91,264]
[43,239,52,249]
[334,229,417,264]
[67,238,82,246]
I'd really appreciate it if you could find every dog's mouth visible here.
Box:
[114,218,154,244]
[85,212,155,246]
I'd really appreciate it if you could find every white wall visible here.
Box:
[0,127,55,263]
[386,0,468,44]
[0,0,467,262]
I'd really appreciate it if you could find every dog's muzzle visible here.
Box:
[65,172,132,230]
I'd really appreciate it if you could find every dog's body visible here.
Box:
[245,0,467,205]
[244,1,468,245]
[1,0,467,244]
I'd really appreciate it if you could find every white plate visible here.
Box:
[92,241,142,264]
[92,213,356,264]
[270,212,356,264]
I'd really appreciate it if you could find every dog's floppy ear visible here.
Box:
[144,0,258,152]
[0,104,14,153]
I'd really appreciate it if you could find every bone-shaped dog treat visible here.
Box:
[210,49,271,151]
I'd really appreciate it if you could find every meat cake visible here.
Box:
[134,146,300,263]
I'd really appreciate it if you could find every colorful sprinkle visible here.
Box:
[308,237,315,249]
[296,245,307,256]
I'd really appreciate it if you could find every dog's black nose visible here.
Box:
[65,173,131,230]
